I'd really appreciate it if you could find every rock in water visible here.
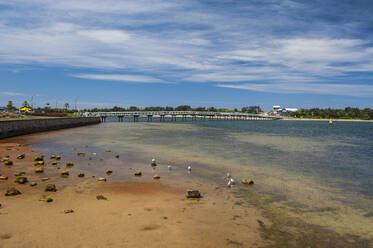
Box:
[96,195,107,200]
[45,184,57,192]
[186,190,202,199]
[153,174,160,180]
[77,152,85,157]
[241,178,254,185]
[15,177,28,184]
[5,188,21,196]
[134,170,142,176]
[34,156,44,161]
[17,154,25,159]
[35,167,44,173]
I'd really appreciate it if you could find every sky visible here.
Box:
[0,0,373,110]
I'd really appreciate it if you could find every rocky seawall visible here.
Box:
[0,117,100,139]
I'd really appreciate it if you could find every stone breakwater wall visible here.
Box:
[0,117,101,139]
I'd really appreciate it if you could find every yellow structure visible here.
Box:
[19,107,32,112]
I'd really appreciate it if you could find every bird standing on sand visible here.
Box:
[187,166,192,172]
[168,165,172,170]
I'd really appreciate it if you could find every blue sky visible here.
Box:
[1,0,373,110]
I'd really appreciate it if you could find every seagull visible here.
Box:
[151,158,156,163]
[168,165,172,170]
[187,166,192,172]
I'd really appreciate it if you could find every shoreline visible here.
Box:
[281,117,373,122]
[0,140,267,248]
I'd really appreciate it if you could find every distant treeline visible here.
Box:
[81,105,263,114]
[291,107,373,120]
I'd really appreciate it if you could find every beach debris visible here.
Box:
[14,172,26,176]
[0,176,8,180]
[50,155,56,159]
[30,182,37,187]
[61,170,69,177]
[187,166,192,172]
[77,152,85,157]
[66,161,74,167]
[56,155,61,160]
[151,158,157,167]
[16,154,25,159]
[41,178,49,182]
[168,165,172,170]
[15,177,28,184]
[106,149,111,152]
[35,161,44,166]
[186,190,202,199]
[4,160,13,166]
[45,184,57,192]
[115,155,120,158]
[5,187,21,196]
[241,178,254,185]
[153,174,160,180]
[106,169,113,175]
[34,155,44,161]
[64,209,74,214]
[35,167,44,173]
[78,173,85,178]
[134,170,142,176]
[98,177,106,182]
[96,195,107,200]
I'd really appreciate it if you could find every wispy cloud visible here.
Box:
[217,83,373,97]
[72,74,166,83]
[0,91,25,96]
[0,0,373,97]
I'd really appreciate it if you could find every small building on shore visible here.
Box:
[273,105,298,116]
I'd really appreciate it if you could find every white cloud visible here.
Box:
[0,91,25,96]
[72,74,165,83]
[217,83,373,97]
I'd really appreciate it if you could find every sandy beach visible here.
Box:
[0,142,267,248]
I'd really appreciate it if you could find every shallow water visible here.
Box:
[13,119,373,246]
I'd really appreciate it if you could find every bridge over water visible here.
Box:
[87,111,281,122]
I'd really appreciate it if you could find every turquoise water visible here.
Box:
[18,119,373,246]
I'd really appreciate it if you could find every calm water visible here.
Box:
[18,119,373,246]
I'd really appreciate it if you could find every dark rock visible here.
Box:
[15,177,28,184]
[14,172,26,177]
[16,154,25,159]
[241,178,254,185]
[96,195,107,200]
[34,156,44,161]
[186,190,202,199]
[45,184,57,192]
[30,182,37,187]
[5,187,21,196]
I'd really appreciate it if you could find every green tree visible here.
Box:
[64,103,70,111]
[22,101,31,108]
[6,101,16,111]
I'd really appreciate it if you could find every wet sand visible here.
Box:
[0,142,267,248]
